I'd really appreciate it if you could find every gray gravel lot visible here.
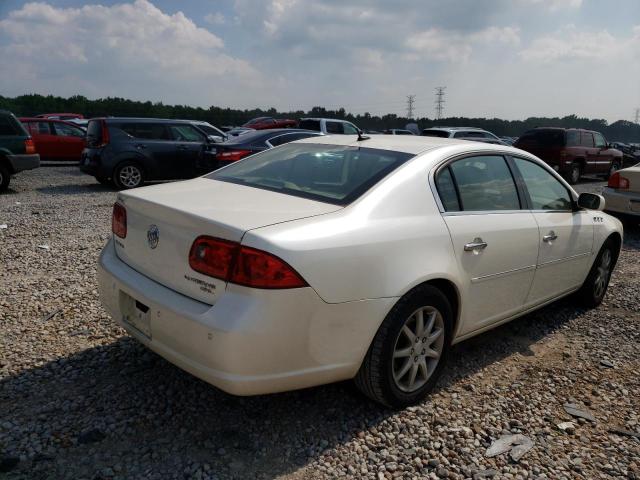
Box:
[1,168,639,480]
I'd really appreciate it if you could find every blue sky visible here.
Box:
[1,0,639,122]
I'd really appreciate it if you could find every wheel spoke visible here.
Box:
[415,309,424,336]
[408,363,419,389]
[402,325,415,342]
[425,347,440,359]
[418,357,428,379]
[424,311,436,336]
[427,328,442,345]
[395,358,412,380]
[393,347,412,359]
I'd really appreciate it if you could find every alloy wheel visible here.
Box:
[594,249,612,299]
[570,165,580,184]
[118,165,142,188]
[392,306,445,393]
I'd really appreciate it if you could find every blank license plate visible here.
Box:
[120,292,152,338]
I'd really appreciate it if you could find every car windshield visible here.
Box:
[208,143,413,205]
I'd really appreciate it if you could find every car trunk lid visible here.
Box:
[114,177,341,304]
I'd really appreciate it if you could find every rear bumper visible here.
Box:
[7,153,40,173]
[603,187,640,217]
[98,238,394,395]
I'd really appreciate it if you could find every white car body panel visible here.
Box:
[98,135,623,395]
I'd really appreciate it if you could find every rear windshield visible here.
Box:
[86,120,103,146]
[0,114,26,136]
[207,143,413,205]
[298,119,321,132]
[517,130,566,147]
[421,130,450,138]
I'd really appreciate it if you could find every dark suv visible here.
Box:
[0,110,40,192]
[514,128,623,184]
[80,118,220,189]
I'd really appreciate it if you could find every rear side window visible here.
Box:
[518,130,565,147]
[513,158,572,211]
[326,121,344,134]
[27,121,52,135]
[422,130,450,138]
[86,120,103,146]
[0,115,20,136]
[566,131,580,147]
[444,156,520,211]
[580,132,594,147]
[435,167,460,211]
[115,123,170,140]
[208,144,413,205]
[298,120,321,131]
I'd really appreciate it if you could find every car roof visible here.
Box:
[423,126,487,132]
[299,118,353,123]
[99,117,197,124]
[19,117,85,126]
[293,133,525,155]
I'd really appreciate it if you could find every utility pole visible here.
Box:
[406,95,416,119]
[435,87,446,120]
[635,108,639,124]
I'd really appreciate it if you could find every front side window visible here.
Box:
[513,158,572,211]
[447,156,520,211]
[169,124,205,142]
[566,130,580,147]
[593,132,606,148]
[53,122,84,137]
[326,121,344,134]
[26,121,52,135]
[580,132,594,147]
[208,144,412,205]
[343,123,359,135]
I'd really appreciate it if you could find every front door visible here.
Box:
[167,124,206,178]
[511,158,594,306]
[434,155,540,335]
[51,122,86,160]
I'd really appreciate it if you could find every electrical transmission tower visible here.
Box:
[434,87,446,120]
[406,95,416,119]
[635,108,639,124]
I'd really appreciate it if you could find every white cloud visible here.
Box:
[0,0,262,107]
[204,12,225,25]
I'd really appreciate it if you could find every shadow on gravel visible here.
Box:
[36,183,113,195]
[1,295,590,480]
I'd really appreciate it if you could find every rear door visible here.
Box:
[511,157,594,306]
[435,155,539,335]
[25,121,58,159]
[581,131,598,173]
[593,132,612,174]
[120,123,175,180]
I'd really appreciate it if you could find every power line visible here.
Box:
[406,95,416,119]
[635,108,639,124]
[434,87,446,120]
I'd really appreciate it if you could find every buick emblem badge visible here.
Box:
[147,225,159,249]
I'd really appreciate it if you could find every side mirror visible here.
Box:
[207,135,225,143]
[577,192,605,211]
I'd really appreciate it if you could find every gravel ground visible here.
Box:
[1,168,639,480]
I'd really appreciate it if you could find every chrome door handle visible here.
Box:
[543,231,558,243]
[464,238,488,251]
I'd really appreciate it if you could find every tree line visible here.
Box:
[2,93,639,142]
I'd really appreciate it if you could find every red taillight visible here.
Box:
[231,246,307,289]
[189,236,238,280]
[216,149,252,162]
[188,236,307,289]
[100,120,110,146]
[25,138,36,154]
[112,203,127,238]
[608,172,629,190]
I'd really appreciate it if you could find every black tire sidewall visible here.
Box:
[113,162,144,190]
[568,164,581,184]
[0,164,10,192]
[378,286,453,407]
[579,240,615,307]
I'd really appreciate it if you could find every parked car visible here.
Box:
[36,113,84,121]
[298,118,360,134]
[20,117,86,161]
[224,127,255,137]
[421,126,502,142]
[98,135,621,407]
[0,110,40,192]
[514,128,623,184]
[190,121,226,142]
[79,117,220,189]
[384,129,415,135]
[603,163,640,225]
[610,142,639,167]
[500,136,518,146]
[199,128,323,171]
[241,117,297,130]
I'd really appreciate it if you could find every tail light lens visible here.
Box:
[216,149,252,162]
[99,120,110,146]
[189,236,307,289]
[608,172,629,190]
[112,203,127,238]
[25,138,36,154]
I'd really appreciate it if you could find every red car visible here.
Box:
[20,118,86,161]
[241,116,296,130]
[36,113,85,121]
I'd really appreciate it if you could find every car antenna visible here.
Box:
[357,129,370,141]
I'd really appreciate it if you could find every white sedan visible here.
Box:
[98,135,622,407]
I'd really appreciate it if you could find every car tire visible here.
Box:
[567,162,581,185]
[607,162,620,179]
[95,175,112,187]
[354,284,453,408]
[113,162,144,190]
[0,163,10,192]
[576,239,618,308]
